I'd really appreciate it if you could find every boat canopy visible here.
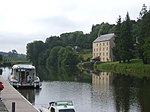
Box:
[50,101,73,106]
[12,64,35,70]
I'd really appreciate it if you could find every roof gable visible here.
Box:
[93,33,115,43]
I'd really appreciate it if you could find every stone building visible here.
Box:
[92,33,115,62]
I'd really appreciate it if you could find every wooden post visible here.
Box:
[12,102,15,112]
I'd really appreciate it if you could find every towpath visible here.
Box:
[0,76,39,112]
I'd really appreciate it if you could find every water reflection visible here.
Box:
[112,74,150,112]
[2,67,150,112]
[92,71,150,112]
[17,89,41,105]
[92,71,113,86]
[92,72,115,112]
[38,66,91,82]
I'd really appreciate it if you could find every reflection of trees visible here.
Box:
[112,74,150,112]
[112,74,131,112]
[38,66,78,81]
[38,66,91,82]
[137,79,150,112]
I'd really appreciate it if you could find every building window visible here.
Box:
[103,43,105,46]
[106,52,108,56]
[97,48,98,51]
[103,48,105,51]
[107,58,109,61]
[97,44,98,46]
[106,47,108,50]
[107,42,109,45]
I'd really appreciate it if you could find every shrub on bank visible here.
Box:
[95,59,150,77]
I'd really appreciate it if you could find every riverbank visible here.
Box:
[0,76,39,112]
[95,59,150,77]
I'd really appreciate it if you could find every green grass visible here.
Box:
[95,59,150,77]
[79,49,92,61]
[81,53,92,61]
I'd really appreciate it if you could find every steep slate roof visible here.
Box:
[93,33,115,43]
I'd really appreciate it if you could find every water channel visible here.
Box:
[1,67,150,112]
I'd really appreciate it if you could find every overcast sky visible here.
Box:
[0,0,149,54]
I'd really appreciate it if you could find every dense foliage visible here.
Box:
[113,13,135,63]
[26,36,81,74]
[26,22,114,73]
[113,4,150,64]
[137,4,150,64]
[26,4,150,77]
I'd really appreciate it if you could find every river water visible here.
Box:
[1,67,150,112]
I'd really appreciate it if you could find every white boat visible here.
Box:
[40,101,76,112]
[8,64,42,88]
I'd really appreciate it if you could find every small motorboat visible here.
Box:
[40,100,76,112]
[8,64,41,88]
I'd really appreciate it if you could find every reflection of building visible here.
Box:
[92,71,114,111]
[92,33,115,62]
[92,72,112,86]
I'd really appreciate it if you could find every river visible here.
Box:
[1,67,150,112]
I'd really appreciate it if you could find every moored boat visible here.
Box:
[40,100,75,112]
[8,64,41,88]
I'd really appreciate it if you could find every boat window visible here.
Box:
[11,69,13,75]
[51,107,55,112]
[26,72,29,75]
[59,109,75,112]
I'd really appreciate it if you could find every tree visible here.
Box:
[114,13,134,63]
[88,22,115,49]
[46,46,62,68]
[143,38,150,64]
[26,41,45,66]
[57,47,66,67]
[113,16,122,62]
[46,46,80,68]
[8,49,18,57]
[60,31,85,48]
[139,4,148,19]
[62,46,80,66]
[121,12,134,62]
[0,55,3,62]
[137,5,150,64]
[45,36,66,49]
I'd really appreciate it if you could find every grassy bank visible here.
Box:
[95,59,150,77]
